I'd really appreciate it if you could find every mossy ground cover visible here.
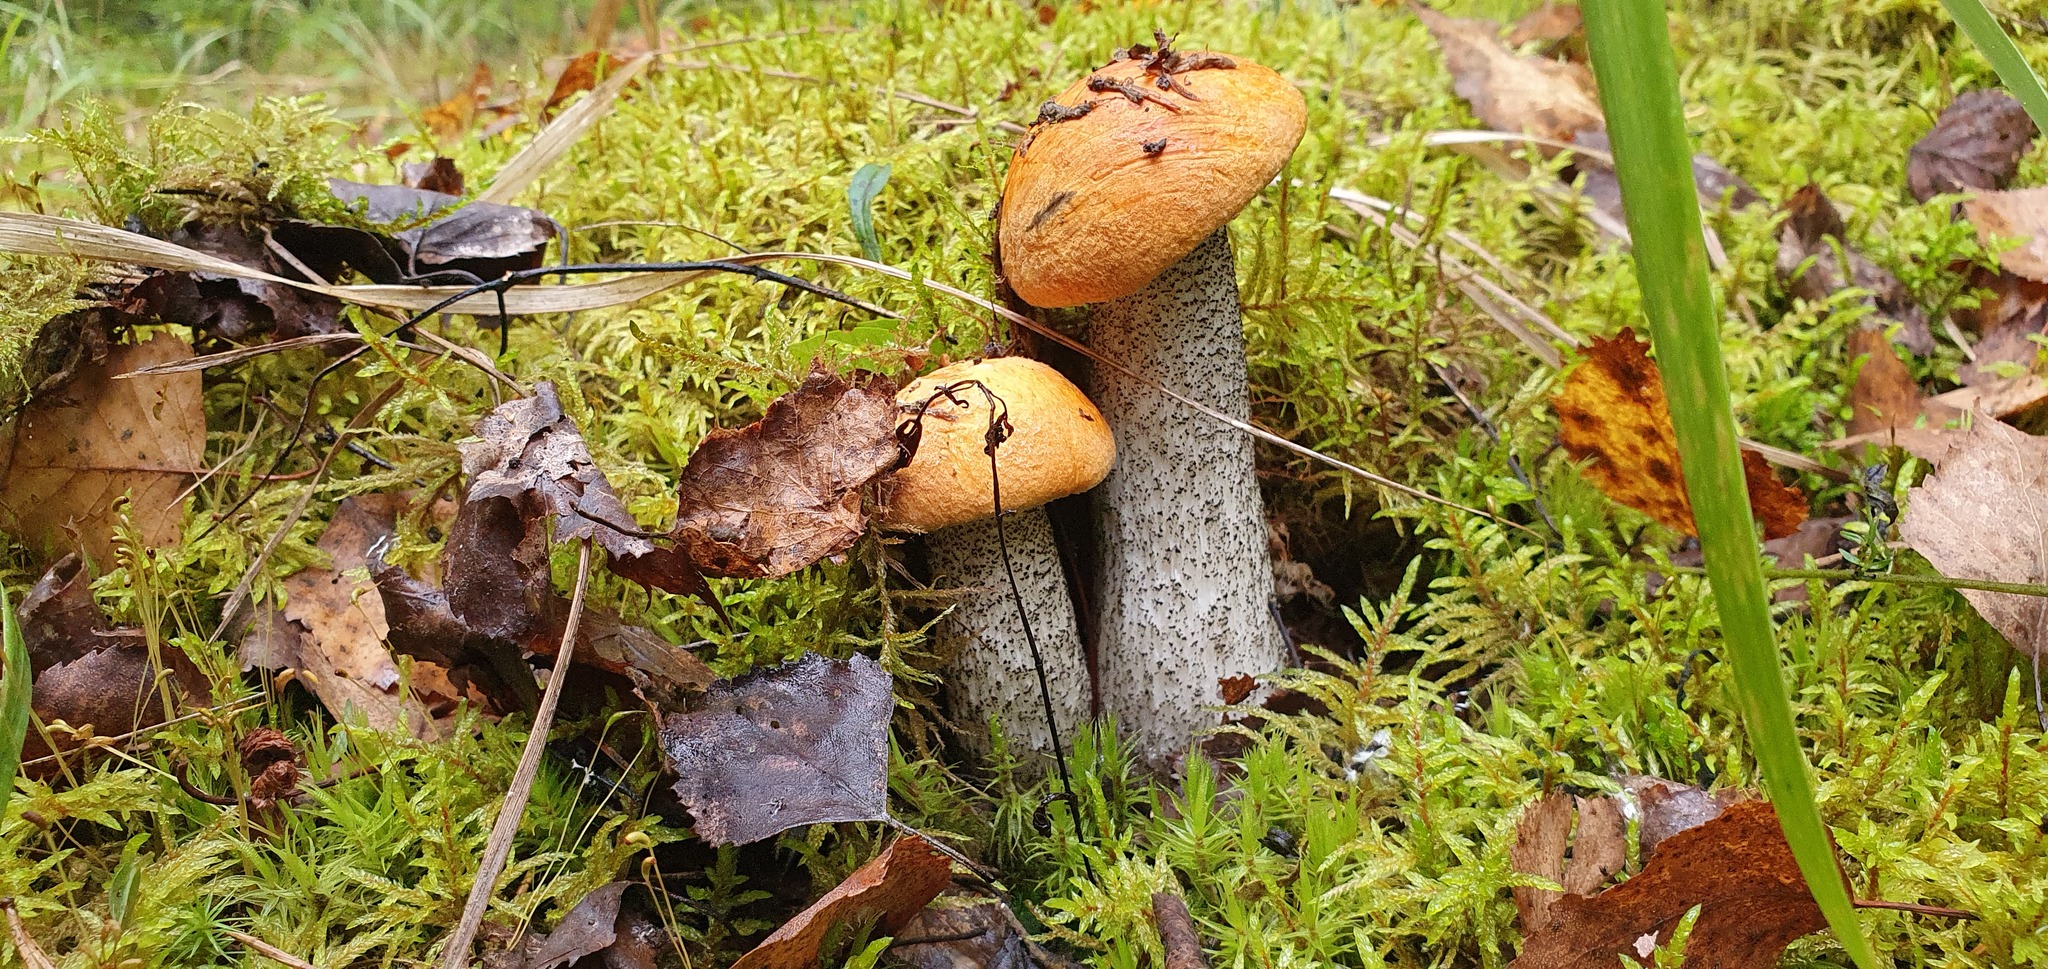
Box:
[3,0,2048,966]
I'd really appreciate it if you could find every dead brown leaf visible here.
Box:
[1510,793,1627,933]
[1909,89,2037,203]
[15,555,205,766]
[1415,4,1603,143]
[730,836,953,969]
[1507,3,1583,54]
[264,495,451,738]
[1964,187,2048,283]
[401,157,466,196]
[1621,775,1749,858]
[1899,418,2048,659]
[894,891,1082,969]
[1511,800,1831,969]
[423,63,494,140]
[1552,329,1808,541]
[660,652,893,845]
[0,335,204,566]
[1776,184,1933,355]
[671,368,901,579]
[1845,325,1924,436]
[544,51,639,119]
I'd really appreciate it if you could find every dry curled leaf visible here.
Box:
[894,891,1079,969]
[672,368,902,579]
[1900,418,2048,659]
[460,382,708,601]
[1415,3,1602,143]
[1511,801,1831,969]
[1909,89,2037,203]
[275,495,428,735]
[731,836,952,969]
[1552,330,1807,541]
[0,335,204,566]
[660,652,892,845]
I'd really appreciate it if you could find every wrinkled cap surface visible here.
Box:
[882,357,1114,532]
[999,50,1307,308]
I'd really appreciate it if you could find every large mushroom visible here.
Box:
[883,357,1113,763]
[997,36,1306,769]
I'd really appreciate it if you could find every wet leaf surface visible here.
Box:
[1552,329,1807,540]
[730,836,952,969]
[660,652,892,845]
[1511,800,1830,969]
[671,369,901,579]
[1899,418,2048,659]
[0,335,205,567]
[1909,89,2037,203]
[1621,775,1748,859]
[893,891,1075,969]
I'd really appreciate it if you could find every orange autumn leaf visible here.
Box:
[421,63,493,140]
[1553,329,1806,541]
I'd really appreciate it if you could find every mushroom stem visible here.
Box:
[1085,228,1286,770]
[928,508,1090,763]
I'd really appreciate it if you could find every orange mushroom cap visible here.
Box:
[882,358,1115,533]
[998,48,1307,308]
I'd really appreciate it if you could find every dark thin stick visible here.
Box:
[899,379,1091,876]
[1851,898,1978,921]
[208,260,891,539]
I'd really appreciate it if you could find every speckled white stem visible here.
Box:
[929,508,1090,765]
[1086,229,1286,772]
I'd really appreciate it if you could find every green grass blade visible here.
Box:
[1941,0,2048,132]
[1579,2,1876,966]
[0,580,28,834]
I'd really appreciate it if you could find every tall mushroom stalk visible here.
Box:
[882,357,1114,765]
[997,36,1306,770]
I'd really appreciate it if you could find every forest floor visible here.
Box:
[3,1,2048,967]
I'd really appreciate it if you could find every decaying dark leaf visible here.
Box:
[15,555,205,766]
[1511,801,1831,969]
[1844,325,1925,437]
[1899,418,2048,660]
[0,334,205,567]
[459,382,708,602]
[730,836,952,969]
[1776,184,1932,355]
[894,891,1078,969]
[325,178,555,283]
[671,368,902,579]
[1552,329,1808,541]
[131,222,347,340]
[661,652,892,845]
[1510,792,1627,933]
[422,63,496,140]
[403,157,466,196]
[1414,4,1603,143]
[518,882,634,969]
[1908,89,2037,203]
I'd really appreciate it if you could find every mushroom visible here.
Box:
[996,37,1306,769]
[883,356,1114,762]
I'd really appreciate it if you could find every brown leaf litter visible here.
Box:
[1899,418,2048,661]
[670,368,902,579]
[1512,799,1830,969]
[1412,2,1602,143]
[1552,329,1807,541]
[660,652,893,846]
[484,882,663,969]
[0,335,205,567]
[893,890,1083,969]
[730,836,953,969]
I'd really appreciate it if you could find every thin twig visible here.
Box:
[440,540,594,969]
[224,929,319,969]
[1851,899,1979,921]
[1654,563,2048,599]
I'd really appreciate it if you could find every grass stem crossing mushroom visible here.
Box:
[998,35,1307,770]
[883,357,1114,764]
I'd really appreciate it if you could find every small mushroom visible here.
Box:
[998,44,1305,769]
[883,357,1114,761]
